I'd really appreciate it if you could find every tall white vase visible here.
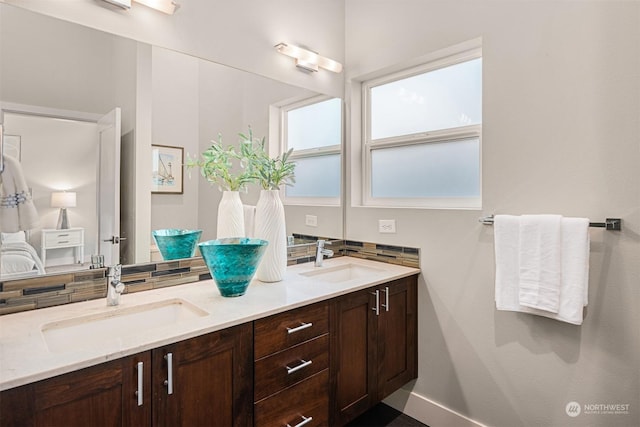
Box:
[255,190,286,282]
[217,191,245,239]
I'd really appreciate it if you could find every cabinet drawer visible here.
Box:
[255,301,328,359]
[45,231,82,247]
[255,334,329,401]
[254,370,329,427]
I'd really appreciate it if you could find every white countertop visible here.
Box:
[0,256,419,391]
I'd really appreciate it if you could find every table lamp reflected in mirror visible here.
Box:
[50,191,76,230]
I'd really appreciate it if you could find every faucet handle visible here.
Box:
[107,264,122,279]
[112,280,125,293]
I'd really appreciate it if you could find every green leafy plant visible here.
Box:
[187,126,296,192]
[186,132,257,192]
[249,135,296,191]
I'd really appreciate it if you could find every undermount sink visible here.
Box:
[41,298,208,353]
[300,263,384,283]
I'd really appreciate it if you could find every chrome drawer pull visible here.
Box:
[164,353,173,395]
[58,234,69,237]
[381,286,389,312]
[286,359,313,375]
[287,415,313,427]
[135,361,143,406]
[286,322,313,334]
[58,240,70,244]
[371,290,380,316]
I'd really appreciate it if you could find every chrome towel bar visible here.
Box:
[479,215,622,231]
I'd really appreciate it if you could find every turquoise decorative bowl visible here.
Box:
[198,238,269,297]
[152,229,203,260]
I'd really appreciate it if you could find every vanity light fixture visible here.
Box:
[51,191,76,230]
[133,0,178,14]
[275,42,343,73]
[103,0,131,9]
[103,0,178,14]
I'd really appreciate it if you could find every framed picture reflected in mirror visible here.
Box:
[151,144,184,194]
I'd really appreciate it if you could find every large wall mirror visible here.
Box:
[0,3,343,282]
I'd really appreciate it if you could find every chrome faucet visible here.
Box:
[106,265,125,306]
[315,240,334,267]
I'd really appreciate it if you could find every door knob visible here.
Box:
[103,236,127,244]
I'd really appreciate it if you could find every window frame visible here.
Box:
[281,95,342,206]
[362,48,482,209]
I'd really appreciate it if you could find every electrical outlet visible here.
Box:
[379,219,396,233]
[305,215,318,227]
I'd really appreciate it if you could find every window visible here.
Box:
[282,96,342,205]
[363,49,482,208]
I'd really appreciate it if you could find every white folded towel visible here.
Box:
[0,155,40,232]
[243,205,256,238]
[560,217,590,316]
[518,214,562,313]
[494,215,590,325]
[494,215,521,310]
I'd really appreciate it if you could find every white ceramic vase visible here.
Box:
[217,191,245,239]
[255,190,286,282]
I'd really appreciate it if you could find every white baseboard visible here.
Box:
[383,388,488,427]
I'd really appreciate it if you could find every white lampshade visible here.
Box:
[51,192,77,208]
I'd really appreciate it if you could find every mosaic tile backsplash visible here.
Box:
[0,235,419,315]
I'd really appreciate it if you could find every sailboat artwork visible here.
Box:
[156,155,175,185]
[151,144,184,194]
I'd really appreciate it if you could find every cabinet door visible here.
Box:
[152,323,253,427]
[0,352,151,427]
[377,276,418,400]
[330,288,377,426]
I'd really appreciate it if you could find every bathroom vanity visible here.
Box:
[0,257,419,426]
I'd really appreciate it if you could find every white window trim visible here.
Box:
[280,95,342,206]
[361,47,482,209]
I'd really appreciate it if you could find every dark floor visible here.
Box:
[347,403,429,427]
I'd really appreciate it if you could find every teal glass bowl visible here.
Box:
[198,238,268,297]
[152,229,203,260]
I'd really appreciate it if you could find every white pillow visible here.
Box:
[1,231,26,243]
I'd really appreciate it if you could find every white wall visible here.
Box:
[0,5,136,116]
[345,1,639,427]
[2,0,345,99]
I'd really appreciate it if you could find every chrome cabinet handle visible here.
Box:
[371,290,380,316]
[286,415,313,427]
[287,322,313,334]
[286,359,313,375]
[135,361,143,406]
[381,286,389,312]
[164,353,173,395]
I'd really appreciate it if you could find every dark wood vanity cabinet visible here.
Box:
[254,301,330,427]
[0,323,253,427]
[330,275,418,426]
[0,274,418,427]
